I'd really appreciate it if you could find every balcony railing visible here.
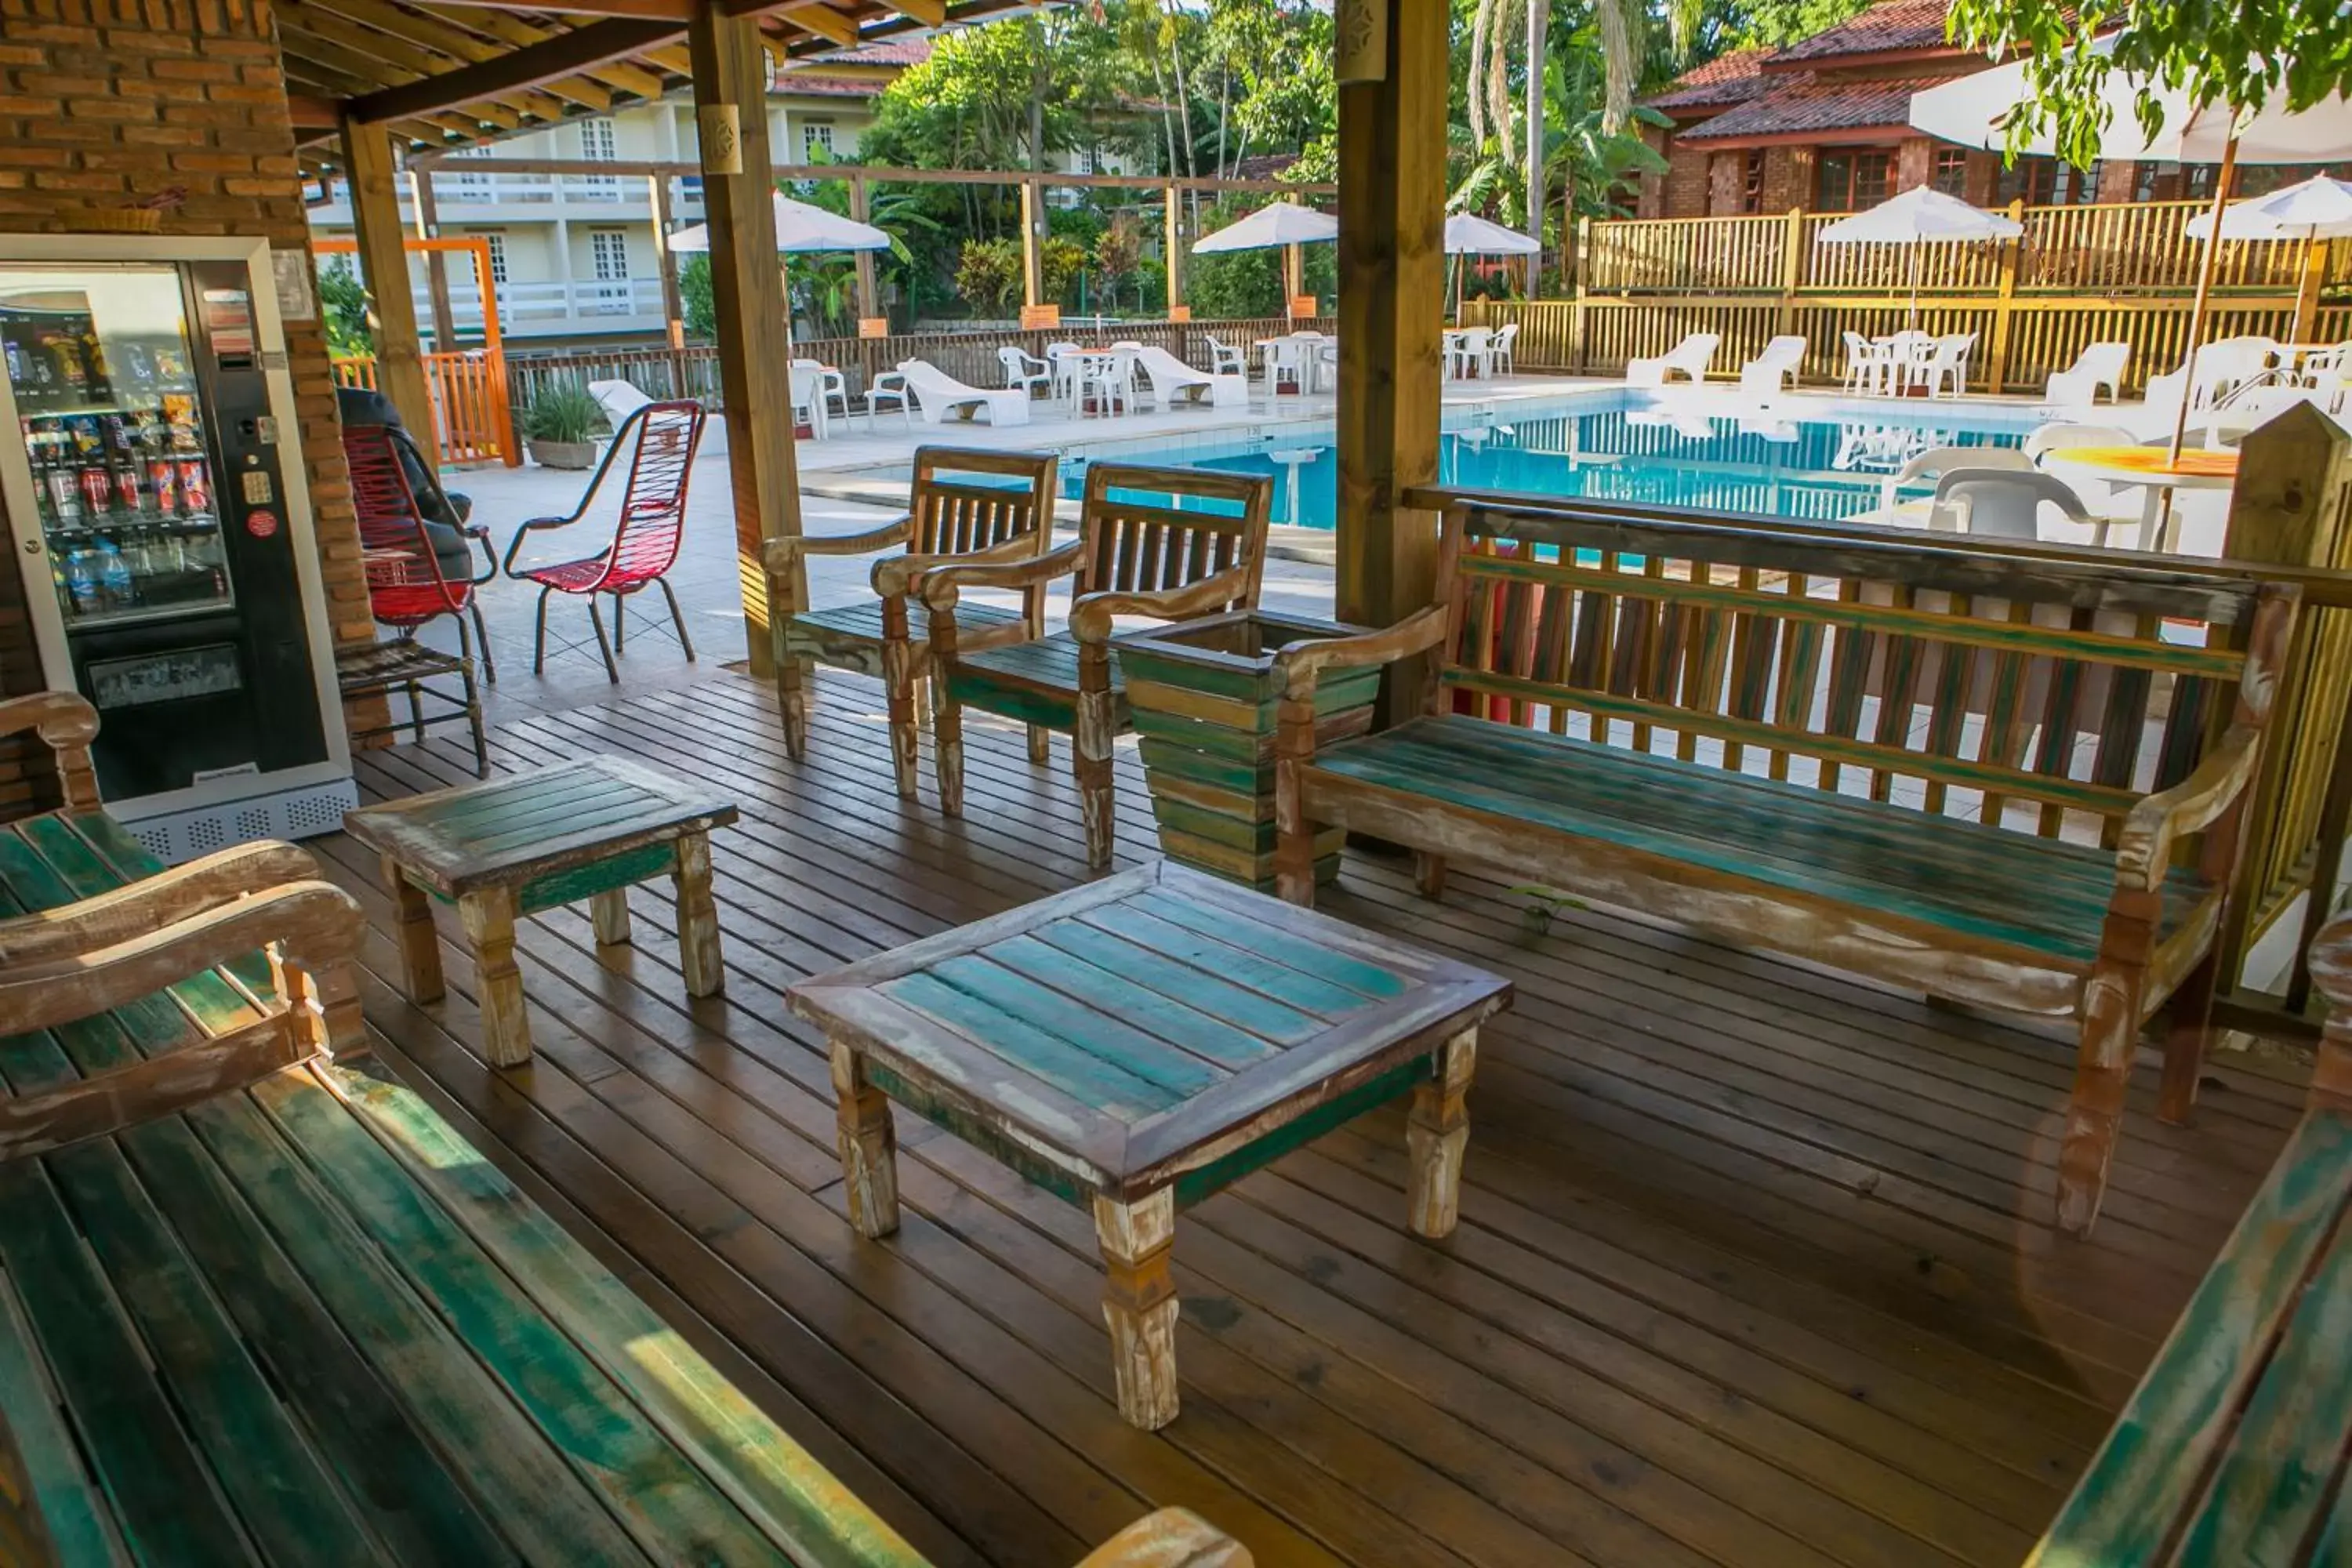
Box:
[414,278,669,336]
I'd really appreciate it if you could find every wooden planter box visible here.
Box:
[1115,610,1381,891]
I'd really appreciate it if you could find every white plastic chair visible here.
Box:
[1262,337,1313,397]
[1625,332,1719,387]
[792,358,850,429]
[864,370,913,430]
[1078,350,1134,416]
[1738,335,1806,397]
[788,361,829,440]
[2045,342,2130,406]
[1920,333,1976,399]
[1203,335,1246,376]
[1490,322,1519,376]
[1044,341,1085,405]
[1882,331,1936,396]
[2025,423,2142,546]
[1841,332,1893,395]
[1447,327,1494,381]
[1933,467,2095,541]
[1877,444,2033,527]
[998,346,1054,400]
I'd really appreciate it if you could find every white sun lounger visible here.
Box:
[1737,335,1806,397]
[1625,332,1720,387]
[1131,344,1248,408]
[895,358,1032,426]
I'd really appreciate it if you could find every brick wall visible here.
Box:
[0,0,369,816]
[1661,140,1711,219]
[1761,147,1816,214]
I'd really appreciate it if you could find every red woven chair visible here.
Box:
[501,398,706,683]
[344,423,493,677]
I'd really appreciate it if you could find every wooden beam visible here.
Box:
[339,119,437,444]
[736,0,858,47]
[1018,176,1043,310]
[407,4,672,99]
[303,0,615,111]
[278,22,528,129]
[420,0,691,18]
[1334,0,1446,705]
[1163,183,1184,310]
[848,173,879,321]
[281,1,576,122]
[414,172,458,350]
[348,17,679,124]
[868,0,943,26]
[287,93,342,130]
[400,153,1338,196]
[688,7,803,674]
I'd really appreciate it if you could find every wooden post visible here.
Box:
[1163,183,1185,314]
[1985,198,2025,394]
[1019,176,1044,310]
[1570,214,1589,373]
[1093,1189,1179,1430]
[849,173,880,325]
[829,1039,900,1238]
[2293,232,2328,343]
[1407,1029,1476,1236]
[458,887,529,1068]
[688,9,802,676]
[413,171,456,353]
[1775,206,1803,341]
[1335,0,1446,722]
[650,172,687,392]
[339,119,435,443]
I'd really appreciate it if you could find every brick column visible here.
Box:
[0,0,375,808]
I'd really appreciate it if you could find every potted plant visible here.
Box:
[522,384,601,470]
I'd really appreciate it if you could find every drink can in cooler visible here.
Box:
[79,466,111,515]
[112,466,140,512]
[44,469,80,521]
[147,458,177,515]
[176,459,209,515]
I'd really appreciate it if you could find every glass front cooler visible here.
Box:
[3,274,234,629]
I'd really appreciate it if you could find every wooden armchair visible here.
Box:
[0,693,365,1163]
[763,447,1060,797]
[920,463,1272,866]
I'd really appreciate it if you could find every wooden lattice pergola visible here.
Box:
[314,0,1447,691]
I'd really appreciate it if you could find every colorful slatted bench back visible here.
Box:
[1433,499,2296,845]
[907,445,1060,558]
[1072,462,1273,604]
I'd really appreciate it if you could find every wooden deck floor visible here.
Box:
[321,666,2306,1568]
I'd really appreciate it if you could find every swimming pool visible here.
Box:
[1058,390,2042,528]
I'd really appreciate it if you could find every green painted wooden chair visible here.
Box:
[918,463,1273,868]
[763,448,1060,798]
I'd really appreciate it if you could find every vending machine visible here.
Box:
[0,235,352,860]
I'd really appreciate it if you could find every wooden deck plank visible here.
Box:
[314,666,2299,1567]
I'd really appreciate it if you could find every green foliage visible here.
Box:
[1730,0,1870,48]
[1040,236,1087,305]
[954,238,1023,314]
[317,259,372,358]
[523,383,601,444]
[1946,0,2352,170]
[679,252,714,340]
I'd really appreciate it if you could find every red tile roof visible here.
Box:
[1768,0,1958,63]
[1643,46,1771,112]
[1675,72,1962,140]
[771,35,931,96]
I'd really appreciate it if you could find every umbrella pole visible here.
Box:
[2169,132,2241,466]
[1907,243,1920,332]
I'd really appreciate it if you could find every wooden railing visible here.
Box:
[499,316,1328,425]
[329,350,518,468]
[1482,198,2352,394]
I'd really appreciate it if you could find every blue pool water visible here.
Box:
[1058,390,2041,529]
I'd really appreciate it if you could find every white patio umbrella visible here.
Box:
[1911,46,2352,462]
[1813,186,2023,328]
[1443,213,1541,256]
[1191,200,1338,320]
[665,191,892,254]
[2183,173,2352,241]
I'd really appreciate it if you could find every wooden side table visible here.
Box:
[788,861,1511,1429]
[344,757,737,1067]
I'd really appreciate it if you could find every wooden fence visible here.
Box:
[497,316,1329,426]
[329,350,517,468]
[1470,198,2350,394]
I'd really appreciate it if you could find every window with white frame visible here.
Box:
[802,121,835,162]
[579,118,619,197]
[448,144,494,198]
[477,232,508,285]
[590,229,630,281]
[1073,147,1096,175]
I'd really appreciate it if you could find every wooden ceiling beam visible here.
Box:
[348,18,682,125]
[301,0,616,112]
[279,1,573,122]
[719,0,858,45]
[419,0,692,18]
[281,29,528,130]
[285,93,343,129]
[866,0,943,27]
[405,4,674,99]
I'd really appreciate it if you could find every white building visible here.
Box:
[310,38,1138,347]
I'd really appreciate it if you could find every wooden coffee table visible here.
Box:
[787,861,1511,1429]
[344,756,737,1068]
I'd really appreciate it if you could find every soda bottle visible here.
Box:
[96,539,132,611]
[64,547,99,618]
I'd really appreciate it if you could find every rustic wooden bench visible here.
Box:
[923,462,1273,866]
[2025,911,2352,1565]
[0,695,1248,1568]
[1272,499,2299,1234]
[765,446,1060,798]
